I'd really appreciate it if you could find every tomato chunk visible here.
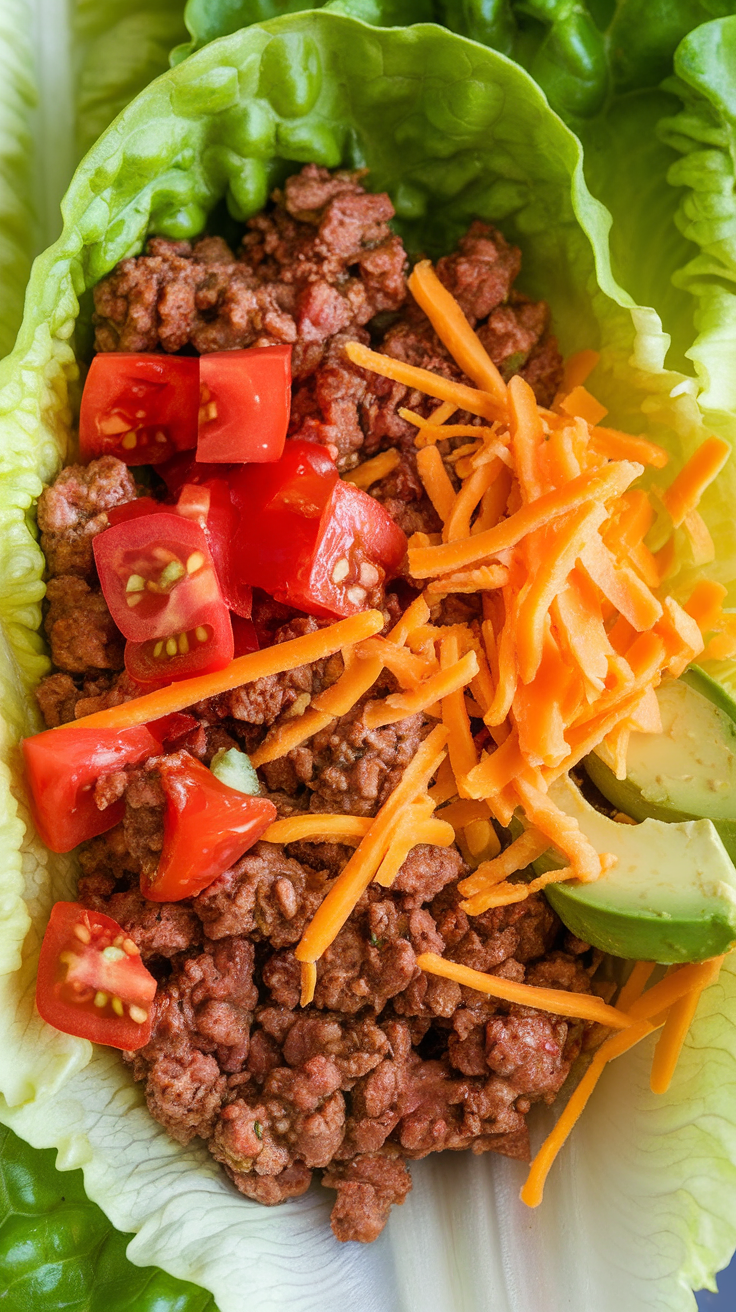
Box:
[79,354,198,465]
[124,602,234,687]
[177,480,253,619]
[22,725,161,853]
[106,496,163,527]
[230,440,407,617]
[197,345,291,463]
[141,753,276,901]
[93,512,226,643]
[36,902,156,1049]
[231,614,259,656]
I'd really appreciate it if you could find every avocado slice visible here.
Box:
[584,668,736,862]
[209,747,260,795]
[533,776,736,962]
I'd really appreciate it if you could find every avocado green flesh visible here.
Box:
[534,776,736,962]
[209,747,260,795]
[585,672,736,862]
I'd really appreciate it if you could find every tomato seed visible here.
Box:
[359,562,380,588]
[153,641,164,658]
[332,557,350,584]
[122,938,140,955]
[121,432,138,450]
[73,922,91,944]
[111,996,124,1017]
[165,637,178,657]
[186,552,205,575]
[178,631,189,654]
[129,1005,148,1024]
[195,626,208,643]
[159,560,185,589]
[94,991,108,1008]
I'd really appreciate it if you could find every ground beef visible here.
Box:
[83,774,604,1244]
[37,456,137,578]
[44,577,124,673]
[323,1154,412,1243]
[93,165,407,379]
[289,219,563,465]
[35,669,138,728]
[93,165,561,472]
[42,166,589,1246]
[284,701,434,817]
[193,841,333,949]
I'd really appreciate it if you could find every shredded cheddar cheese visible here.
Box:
[416,953,634,1028]
[251,653,383,767]
[64,611,385,732]
[295,726,448,966]
[300,961,317,1008]
[264,815,372,844]
[650,957,724,1094]
[520,1018,657,1208]
[363,651,479,729]
[662,435,730,526]
[343,448,401,489]
[408,260,508,403]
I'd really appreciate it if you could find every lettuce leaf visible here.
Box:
[0,0,38,358]
[658,18,736,425]
[172,0,435,63]
[0,12,735,1310]
[73,1,190,159]
[168,3,736,400]
[0,1124,215,1310]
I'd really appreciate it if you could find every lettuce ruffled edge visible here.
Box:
[0,14,735,1310]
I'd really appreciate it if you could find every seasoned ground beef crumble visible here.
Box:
[33,166,605,1244]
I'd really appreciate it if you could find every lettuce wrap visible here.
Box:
[2,12,736,1309]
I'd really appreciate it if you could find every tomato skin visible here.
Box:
[231,614,259,656]
[197,345,292,463]
[188,480,253,619]
[22,725,162,853]
[229,440,407,618]
[94,511,227,643]
[157,451,235,495]
[36,902,156,1049]
[124,602,234,687]
[106,496,163,527]
[79,354,199,465]
[141,754,276,901]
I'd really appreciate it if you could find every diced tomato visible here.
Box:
[93,512,226,643]
[191,480,252,618]
[22,725,161,853]
[124,603,234,687]
[36,902,156,1049]
[158,451,235,495]
[141,754,276,901]
[106,496,164,527]
[149,711,200,746]
[229,440,407,618]
[197,345,291,463]
[79,354,199,465]
[231,614,259,656]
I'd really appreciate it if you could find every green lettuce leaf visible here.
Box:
[0,1124,215,1310]
[0,13,735,1310]
[657,18,736,424]
[73,1,190,159]
[172,0,435,63]
[0,0,38,359]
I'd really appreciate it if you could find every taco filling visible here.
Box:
[25,164,734,1244]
